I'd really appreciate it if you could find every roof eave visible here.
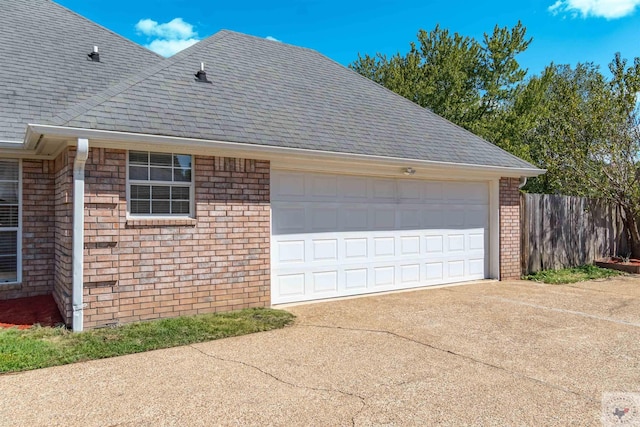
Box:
[24,124,545,178]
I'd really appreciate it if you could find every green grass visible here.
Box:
[524,264,624,284]
[0,308,295,373]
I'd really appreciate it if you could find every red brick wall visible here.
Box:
[52,148,73,322]
[499,177,521,280]
[0,159,55,301]
[81,148,270,329]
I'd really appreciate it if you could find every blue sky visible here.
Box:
[57,0,640,78]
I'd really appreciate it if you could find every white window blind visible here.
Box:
[0,160,19,283]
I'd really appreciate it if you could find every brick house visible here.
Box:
[0,0,543,331]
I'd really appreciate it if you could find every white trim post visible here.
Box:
[489,179,501,280]
[72,138,89,332]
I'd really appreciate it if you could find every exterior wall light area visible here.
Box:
[403,167,416,176]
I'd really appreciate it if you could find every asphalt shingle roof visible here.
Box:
[51,31,535,169]
[0,0,162,142]
[1,1,536,170]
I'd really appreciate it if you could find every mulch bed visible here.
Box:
[0,295,64,329]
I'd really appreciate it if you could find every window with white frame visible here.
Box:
[128,151,193,216]
[0,159,19,284]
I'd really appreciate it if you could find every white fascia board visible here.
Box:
[0,148,62,160]
[0,134,48,158]
[0,140,27,155]
[26,124,546,178]
[0,140,24,147]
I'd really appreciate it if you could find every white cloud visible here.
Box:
[135,17,199,56]
[265,36,282,42]
[549,0,640,19]
[145,38,199,57]
[135,18,196,39]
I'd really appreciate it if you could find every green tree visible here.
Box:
[350,22,532,155]
[524,55,640,255]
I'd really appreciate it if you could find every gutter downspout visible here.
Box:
[72,138,89,332]
[518,176,527,189]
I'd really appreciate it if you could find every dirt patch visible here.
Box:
[0,295,64,329]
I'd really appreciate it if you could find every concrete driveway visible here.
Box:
[1,278,639,426]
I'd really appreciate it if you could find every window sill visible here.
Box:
[126,217,197,227]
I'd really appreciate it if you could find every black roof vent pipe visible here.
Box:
[88,45,100,62]
[195,62,210,83]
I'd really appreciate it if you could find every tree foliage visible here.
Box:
[524,56,640,255]
[350,22,532,157]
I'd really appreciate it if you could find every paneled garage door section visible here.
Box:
[271,171,489,304]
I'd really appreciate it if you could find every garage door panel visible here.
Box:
[372,179,396,201]
[444,182,488,204]
[277,273,306,298]
[469,258,485,276]
[271,171,489,304]
[374,237,395,257]
[341,176,368,200]
[399,208,421,229]
[398,180,424,202]
[373,208,395,229]
[425,262,444,281]
[468,233,484,251]
[425,235,444,254]
[342,205,369,230]
[276,240,305,263]
[448,260,465,278]
[311,207,338,231]
[345,238,368,259]
[345,268,368,290]
[466,182,490,202]
[312,239,338,261]
[423,208,445,228]
[400,236,420,255]
[445,210,465,227]
[312,271,338,293]
[400,264,421,284]
[424,182,444,201]
[309,175,338,199]
[273,172,306,199]
[447,234,465,252]
[272,205,306,234]
[466,208,489,228]
[373,266,395,287]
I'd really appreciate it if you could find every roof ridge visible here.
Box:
[217,29,326,55]
[47,0,162,60]
[51,31,232,126]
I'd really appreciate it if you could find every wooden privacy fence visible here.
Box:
[521,194,628,275]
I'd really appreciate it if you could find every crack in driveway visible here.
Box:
[188,344,367,426]
[299,323,597,404]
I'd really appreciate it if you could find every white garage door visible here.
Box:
[271,171,489,304]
